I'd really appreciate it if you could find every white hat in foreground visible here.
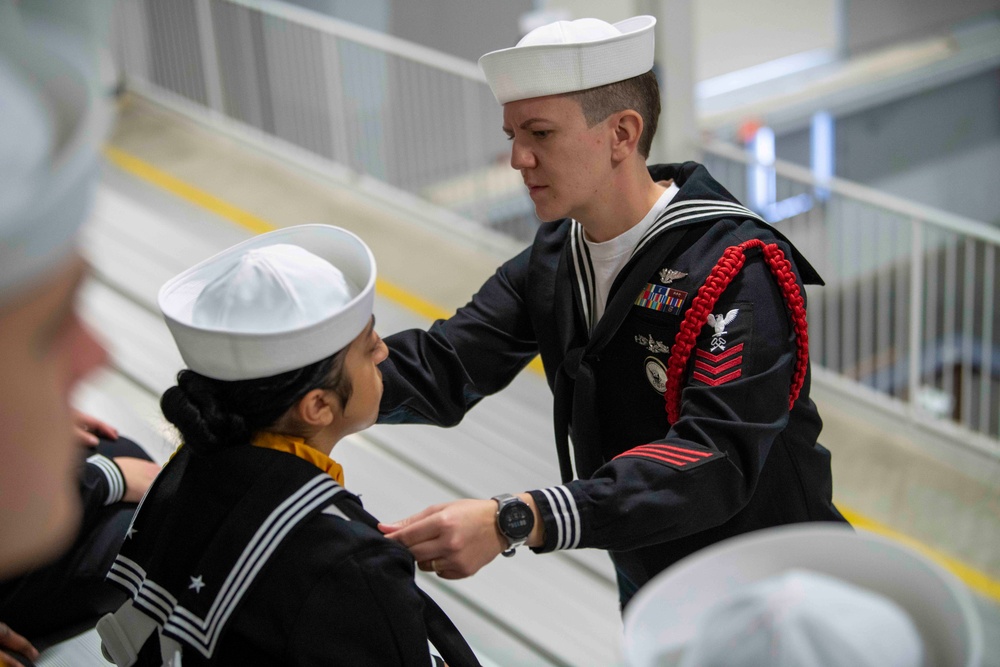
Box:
[159,225,376,381]
[479,15,655,105]
[0,0,113,304]
[623,524,983,667]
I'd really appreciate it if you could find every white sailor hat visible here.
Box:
[478,15,656,105]
[158,225,376,381]
[0,0,113,305]
[623,524,983,667]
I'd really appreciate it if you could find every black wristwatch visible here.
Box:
[492,493,534,557]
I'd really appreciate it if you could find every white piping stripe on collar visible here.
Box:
[570,222,596,331]
[108,555,144,596]
[169,475,342,657]
[140,581,177,624]
[633,200,763,258]
[322,504,351,520]
[109,474,343,658]
[539,485,581,551]
[108,556,179,625]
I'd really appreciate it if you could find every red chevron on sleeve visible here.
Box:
[695,343,744,363]
[613,443,723,470]
[692,343,744,387]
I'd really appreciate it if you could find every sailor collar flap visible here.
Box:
[647,162,823,285]
[107,446,347,659]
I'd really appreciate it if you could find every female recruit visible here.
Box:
[97,225,479,667]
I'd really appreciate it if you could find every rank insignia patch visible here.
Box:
[692,343,744,387]
[612,443,723,471]
[658,268,688,284]
[635,283,687,315]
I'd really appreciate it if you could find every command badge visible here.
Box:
[645,356,668,394]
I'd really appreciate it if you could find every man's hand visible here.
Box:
[72,409,118,447]
[0,622,38,666]
[113,457,160,503]
[378,499,507,579]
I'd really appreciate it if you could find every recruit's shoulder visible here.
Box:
[211,495,428,666]
[240,494,418,616]
[285,497,416,569]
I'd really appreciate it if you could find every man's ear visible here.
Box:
[295,388,337,428]
[610,109,643,163]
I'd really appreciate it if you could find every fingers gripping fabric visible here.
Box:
[665,240,809,424]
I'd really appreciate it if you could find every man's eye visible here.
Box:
[533,131,549,139]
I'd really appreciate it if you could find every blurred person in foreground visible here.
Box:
[0,0,115,663]
[378,14,847,610]
[0,410,160,651]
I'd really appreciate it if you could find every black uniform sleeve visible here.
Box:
[530,249,805,553]
[80,453,126,514]
[284,542,446,667]
[379,246,538,426]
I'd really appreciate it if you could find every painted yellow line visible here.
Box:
[840,507,1000,603]
[103,144,996,601]
[104,146,446,323]
[104,146,274,236]
[374,276,451,323]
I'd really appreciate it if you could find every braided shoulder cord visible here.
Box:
[664,239,810,424]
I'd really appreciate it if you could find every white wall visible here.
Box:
[693,0,838,80]
[544,0,839,80]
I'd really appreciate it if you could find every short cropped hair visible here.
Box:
[567,70,660,157]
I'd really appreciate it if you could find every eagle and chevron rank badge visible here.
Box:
[693,308,744,387]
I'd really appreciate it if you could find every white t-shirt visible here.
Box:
[584,183,679,327]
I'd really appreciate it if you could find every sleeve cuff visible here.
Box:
[529,485,581,552]
[86,453,125,505]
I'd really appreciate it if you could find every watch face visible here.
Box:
[499,501,534,540]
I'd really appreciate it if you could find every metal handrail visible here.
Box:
[226,0,485,81]
[702,139,1000,246]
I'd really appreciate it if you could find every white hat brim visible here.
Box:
[622,524,983,667]
[479,15,656,104]
[159,225,376,381]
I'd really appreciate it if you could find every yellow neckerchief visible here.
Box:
[252,431,345,486]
